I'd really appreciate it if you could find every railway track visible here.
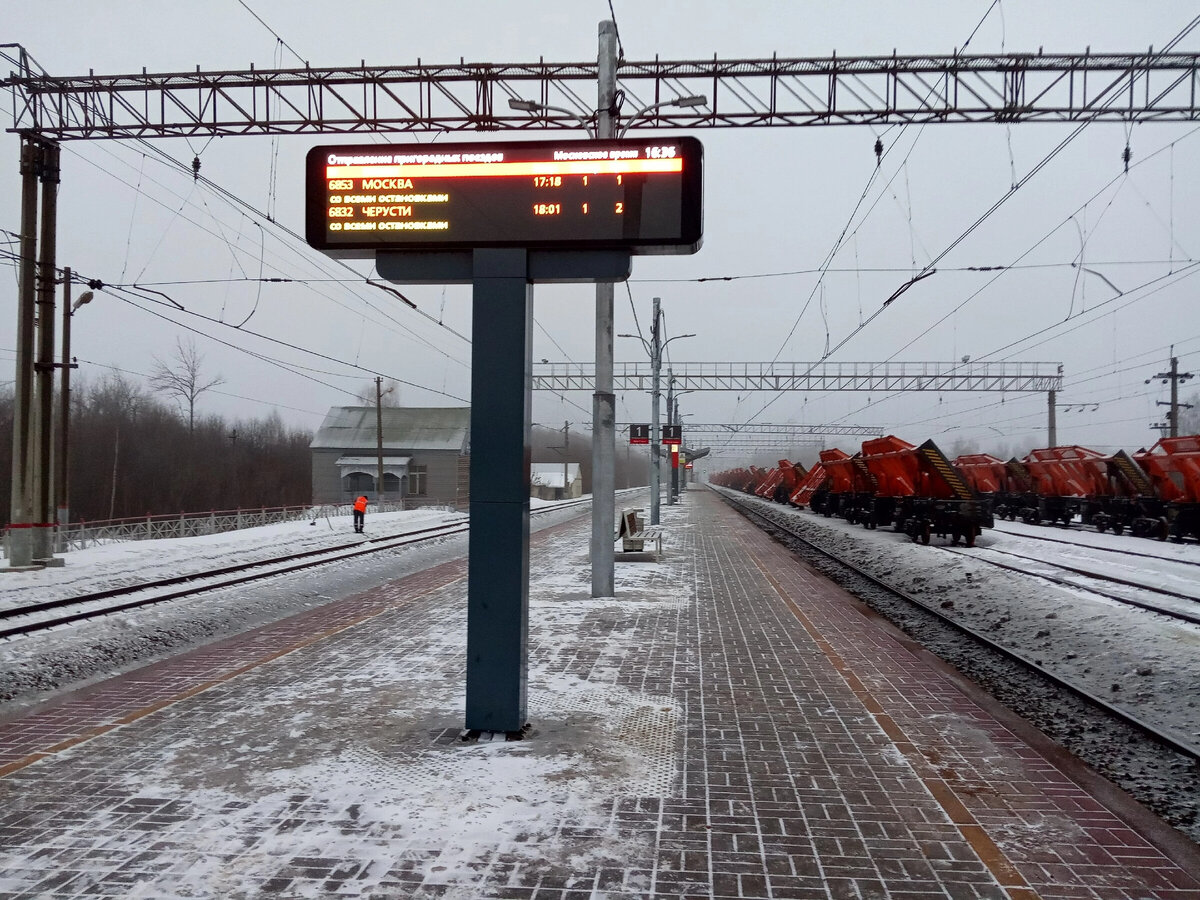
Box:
[0,521,470,640]
[0,495,609,641]
[940,544,1200,626]
[991,522,1200,563]
[714,487,1200,768]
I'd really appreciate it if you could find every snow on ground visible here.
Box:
[1,492,687,898]
[0,494,634,712]
[0,507,465,611]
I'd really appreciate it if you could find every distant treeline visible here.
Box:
[0,372,313,525]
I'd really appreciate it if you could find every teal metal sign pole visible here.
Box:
[465,249,533,734]
[376,248,631,737]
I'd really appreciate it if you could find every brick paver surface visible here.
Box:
[0,491,1196,898]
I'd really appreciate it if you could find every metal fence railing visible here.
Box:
[2,501,433,557]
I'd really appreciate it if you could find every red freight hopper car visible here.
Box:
[790,463,829,508]
[954,454,1009,494]
[754,466,782,499]
[1017,446,1163,534]
[857,436,991,545]
[1021,446,1107,526]
[774,460,807,503]
[744,466,771,495]
[813,448,874,518]
[1135,435,1200,541]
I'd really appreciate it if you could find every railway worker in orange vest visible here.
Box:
[353,495,368,533]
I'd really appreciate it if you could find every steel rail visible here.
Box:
[990,524,1200,565]
[0,494,608,640]
[940,545,1200,624]
[712,486,1200,765]
[0,521,469,640]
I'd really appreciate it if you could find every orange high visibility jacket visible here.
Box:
[354,496,368,512]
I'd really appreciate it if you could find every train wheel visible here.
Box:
[966,525,978,548]
[1112,523,1124,536]
[1157,518,1170,541]
[921,522,932,545]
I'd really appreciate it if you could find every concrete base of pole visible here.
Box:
[6,529,35,569]
[31,525,54,562]
[34,556,65,567]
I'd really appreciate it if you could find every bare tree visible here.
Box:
[148,337,225,433]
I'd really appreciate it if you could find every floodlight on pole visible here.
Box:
[507,97,596,135]
[507,94,708,139]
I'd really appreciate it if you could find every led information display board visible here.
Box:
[306,138,702,255]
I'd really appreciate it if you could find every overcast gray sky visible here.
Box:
[4,1,1199,468]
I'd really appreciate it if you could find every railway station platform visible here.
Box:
[1,489,1198,898]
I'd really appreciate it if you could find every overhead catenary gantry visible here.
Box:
[536,360,1064,392]
[622,423,886,437]
[4,49,1200,138]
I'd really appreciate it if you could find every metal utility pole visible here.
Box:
[1047,388,1057,448]
[1150,354,1195,437]
[7,138,43,571]
[590,19,617,598]
[376,375,385,503]
[666,372,675,506]
[58,268,71,541]
[650,297,662,525]
[32,142,60,564]
[561,421,570,498]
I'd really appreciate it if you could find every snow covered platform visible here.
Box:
[1,490,1198,897]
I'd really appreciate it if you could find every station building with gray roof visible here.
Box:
[309,406,470,508]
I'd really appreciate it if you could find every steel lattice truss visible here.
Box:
[703,441,831,452]
[3,46,1198,139]
[672,423,885,437]
[535,361,1063,393]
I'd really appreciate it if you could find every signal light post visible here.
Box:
[620,298,693,525]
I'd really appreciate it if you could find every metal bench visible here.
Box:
[616,508,662,556]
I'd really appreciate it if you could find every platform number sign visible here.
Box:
[662,424,682,445]
[629,424,650,445]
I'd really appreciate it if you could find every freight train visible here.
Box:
[712,434,1200,544]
